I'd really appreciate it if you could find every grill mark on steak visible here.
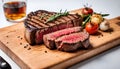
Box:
[46,22,56,27]
[69,14,79,19]
[61,16,71,22]
[28,12,34,18]
[67,15,76,20]
[56,18,66,24]
[60,16,74,28]
[27,18,42,27]
[24,20,38,29]
[32,14,51,26]
[26,19,42,28]
[54,18,68,30]
[34,11,57,27]
[31,16,49,28]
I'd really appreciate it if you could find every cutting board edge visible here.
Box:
[49,38,120,69]
[0,41,30,69]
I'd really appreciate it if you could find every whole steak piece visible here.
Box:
[24,10,83,45]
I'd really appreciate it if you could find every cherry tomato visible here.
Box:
[85,22,99,34]
[81,7,93,15]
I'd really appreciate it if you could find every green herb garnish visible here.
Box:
[82,12,109,28]
[82,14,91,28]
[46,10,69,23]
[94,12,109,17]
[101,14,109,17]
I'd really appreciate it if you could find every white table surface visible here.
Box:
[0,0,120,69]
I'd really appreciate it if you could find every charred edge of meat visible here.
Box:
[24,18,38,30]
[57,42,82,52]
[24,28,37,45]
[35,10,56,14]
[46,40,56,50]
[81,37,90,49]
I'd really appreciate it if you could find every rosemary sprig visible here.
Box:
[94,12,109,17]
[46,10,69,23]
[101,14,109,17]
[82,14,91,28]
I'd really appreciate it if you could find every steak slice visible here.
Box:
[55,30,89,52]
[43,27,83,49]
[24,10,83,45]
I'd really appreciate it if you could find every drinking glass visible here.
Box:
[2,0,27,22]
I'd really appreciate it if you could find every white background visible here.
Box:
[0,0,120,69]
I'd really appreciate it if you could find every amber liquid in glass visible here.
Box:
[3,1,26,21]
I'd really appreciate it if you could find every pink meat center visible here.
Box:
[61,32,88,43]
[50,27,81,39]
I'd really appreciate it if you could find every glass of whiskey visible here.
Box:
[2,0,27,22]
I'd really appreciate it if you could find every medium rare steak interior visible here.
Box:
[55,30,89,51]
[24,10,82,45]
[43,27,83,49]
[43,27,90,52]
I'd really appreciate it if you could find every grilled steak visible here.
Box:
[24,10,82,45]
[43,27,83,49]
[43,27,89,52]
[55,30,89,52]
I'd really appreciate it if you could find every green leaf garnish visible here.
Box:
[46,9,69,23]
[82,14,91,28]
[101,14,109,17]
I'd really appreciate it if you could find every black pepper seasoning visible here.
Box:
[27,47,31,50]
[6,42,9,44]
[20,43,22,45]
[6,35,9,38]
[101,34,103,37]
[109,31,112,34]
[24,46,27,48]
[17,36,20,38]
[98,35,100,38]
[45,51,47,53]
[20,37,23,40]
[24,44,28,48]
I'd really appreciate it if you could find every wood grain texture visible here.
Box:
[0,11,120,69]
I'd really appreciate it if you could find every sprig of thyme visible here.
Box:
[46,9,69,23]
[94,12,109,17]
[82,14,91,28]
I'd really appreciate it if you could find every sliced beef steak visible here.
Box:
[43,27,83,49]
[24,10,82,45]
[55,30,89,52]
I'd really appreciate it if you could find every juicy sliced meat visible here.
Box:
[43,27,83,49]
[55,30,89,52]
[24,10,83,45]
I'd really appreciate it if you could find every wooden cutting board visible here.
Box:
[0,11,120,69]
